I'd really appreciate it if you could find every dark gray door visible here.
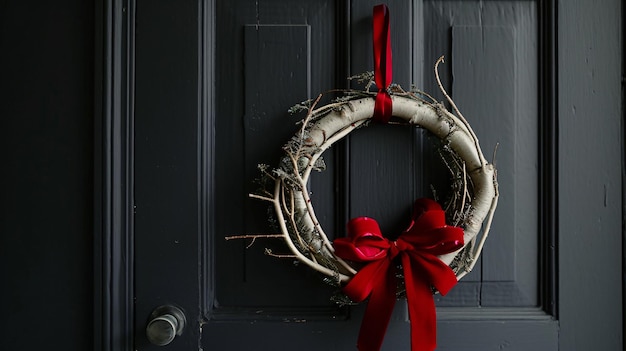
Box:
[112,0,622,350]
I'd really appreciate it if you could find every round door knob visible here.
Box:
[146,305,186,346]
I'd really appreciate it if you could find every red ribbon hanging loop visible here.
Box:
[372,4,393,123]
[333,198,464,351]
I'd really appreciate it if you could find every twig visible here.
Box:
[459,162,468,215]
[270,178,351,282]
[264,249,298,259]
[434,56,487,167]
[457,168,499,279]
[225,234,285,249]
[225,234,284,240]
[299,93,323,140]
[249,193,274,202]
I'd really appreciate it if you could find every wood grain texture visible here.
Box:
[133,0,201,348]
[201,314,557,350]
[215,0,341,308]
[349,0,418,238]
[424,1,539,308]
[558,0,623,349]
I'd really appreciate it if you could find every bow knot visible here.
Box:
[333,198,464,351]
[393,237,415,254]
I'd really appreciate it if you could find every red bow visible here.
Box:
[372,4,392,123]
[333,198,464,351]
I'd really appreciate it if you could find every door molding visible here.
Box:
[198,0,216,317]
[538,0,558,318]
[94,0,135,350]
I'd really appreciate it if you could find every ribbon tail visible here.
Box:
[356,260,397,351]
[343,259,388,303]
[410,251,459,296]
[402,255,437,351]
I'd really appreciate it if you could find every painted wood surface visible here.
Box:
[1,0,622,351]
[107,0,622,350]
[558,0,623,349]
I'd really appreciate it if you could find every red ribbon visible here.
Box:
[333,198,464,351]
[372,4,393,123]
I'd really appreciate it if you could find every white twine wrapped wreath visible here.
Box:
[229,57,498,286]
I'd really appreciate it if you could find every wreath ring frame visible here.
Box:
[251,59,498,285]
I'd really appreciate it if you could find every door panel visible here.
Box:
[451,24,537,306]
[214,0,342,309]
[423,1,539,308]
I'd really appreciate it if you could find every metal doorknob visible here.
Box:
[146,305,186,346]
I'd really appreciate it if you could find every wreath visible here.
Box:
[226,5,498,351]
